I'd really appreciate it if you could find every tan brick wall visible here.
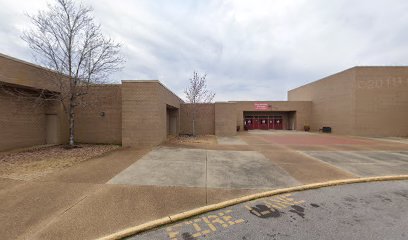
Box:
[354,67,408,137]
[0,54,72,151]
[3,50,407,149]
[75,85,122,144]
[288,67,408,137]
[121,81,182,147]
[0,53,63,92]
[215,102,237,136]
[180,103,215,135]
[288,68,356,134]
[0,90,46,151]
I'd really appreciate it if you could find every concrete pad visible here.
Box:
[341,163,408,177]
[0,180,98,240]
[30,184,207,240]
[38,148,150,184]
[259,150,355,184]
[217,136,248,145]
[36,185,287,240]
[304,151,408,177]
[284,145,336,151]
[5,130,408,240]
[108,147,207,187]
[2,177,266,240]
[144,147,207,162]
[240,135,270,145]
[247,130,279,135]
[0,177,25,193]
[108,158,206,187]
[206,187,265,205]
[370,137,408,145]
[163,141,254,151]
[397,151,408,156]
[206,150,299,189]
[306,151,381,164]
[108,147,299,190]
[262,134,371,145]
[247,130,310,135]
[363,151,408,164]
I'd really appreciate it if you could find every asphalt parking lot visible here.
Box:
[130,180,408,240]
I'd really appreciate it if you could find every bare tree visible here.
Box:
[21,0,123,147]
[184,71,215,136]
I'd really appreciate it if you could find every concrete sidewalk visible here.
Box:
[0,177,264,240]
[0,147,151,240]
[0,147,273,240]
[108,147,300,189]
[2,131,408,240]
[38,147,151,184]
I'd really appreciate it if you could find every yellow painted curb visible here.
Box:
[97,175,408,240]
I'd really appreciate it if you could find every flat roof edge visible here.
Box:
[288,67,357,93]
[0,52,48,72]
[228,100,312,102]
[121,80,160,83]
[121,80,183,102]
[289,65,408,93]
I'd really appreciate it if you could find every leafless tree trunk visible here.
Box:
[21,0,123,147]
[184,71,215,136]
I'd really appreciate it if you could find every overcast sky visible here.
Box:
[1,0,408,101]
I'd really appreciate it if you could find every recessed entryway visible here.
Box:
[243,111,296,130]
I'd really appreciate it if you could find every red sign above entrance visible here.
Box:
[254,102,270,110]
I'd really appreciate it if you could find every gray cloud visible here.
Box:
[1,0,408,101]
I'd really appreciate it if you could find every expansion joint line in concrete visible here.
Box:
[97,175,408,240]
[205,150,208,205]
[60,195,88,216]
[30,193,91,239]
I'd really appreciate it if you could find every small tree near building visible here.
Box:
[184,71,215,136]
[22,0,123,147]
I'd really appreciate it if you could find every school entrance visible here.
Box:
[243,111,296,130]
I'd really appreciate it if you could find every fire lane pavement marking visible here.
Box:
[245,193,305,218]
[165,209,245,240]
[162,194,305,239]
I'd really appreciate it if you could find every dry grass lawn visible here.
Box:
[0,144,120,181]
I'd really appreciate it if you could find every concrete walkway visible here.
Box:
[1,131,408,239]
[305,151,408,177]
[108,147,299,189]
[0,147,286,240]
[216,136,248,145]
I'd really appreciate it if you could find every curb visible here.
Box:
[97,175,408,240]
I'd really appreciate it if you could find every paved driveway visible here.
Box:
[304,151,408,176]
[131,180,408,240]
[108,147,299,189]
[108,132,408,190]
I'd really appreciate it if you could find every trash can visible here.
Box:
[322,127,331,133]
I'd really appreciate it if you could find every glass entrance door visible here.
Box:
[244,115,284,130]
